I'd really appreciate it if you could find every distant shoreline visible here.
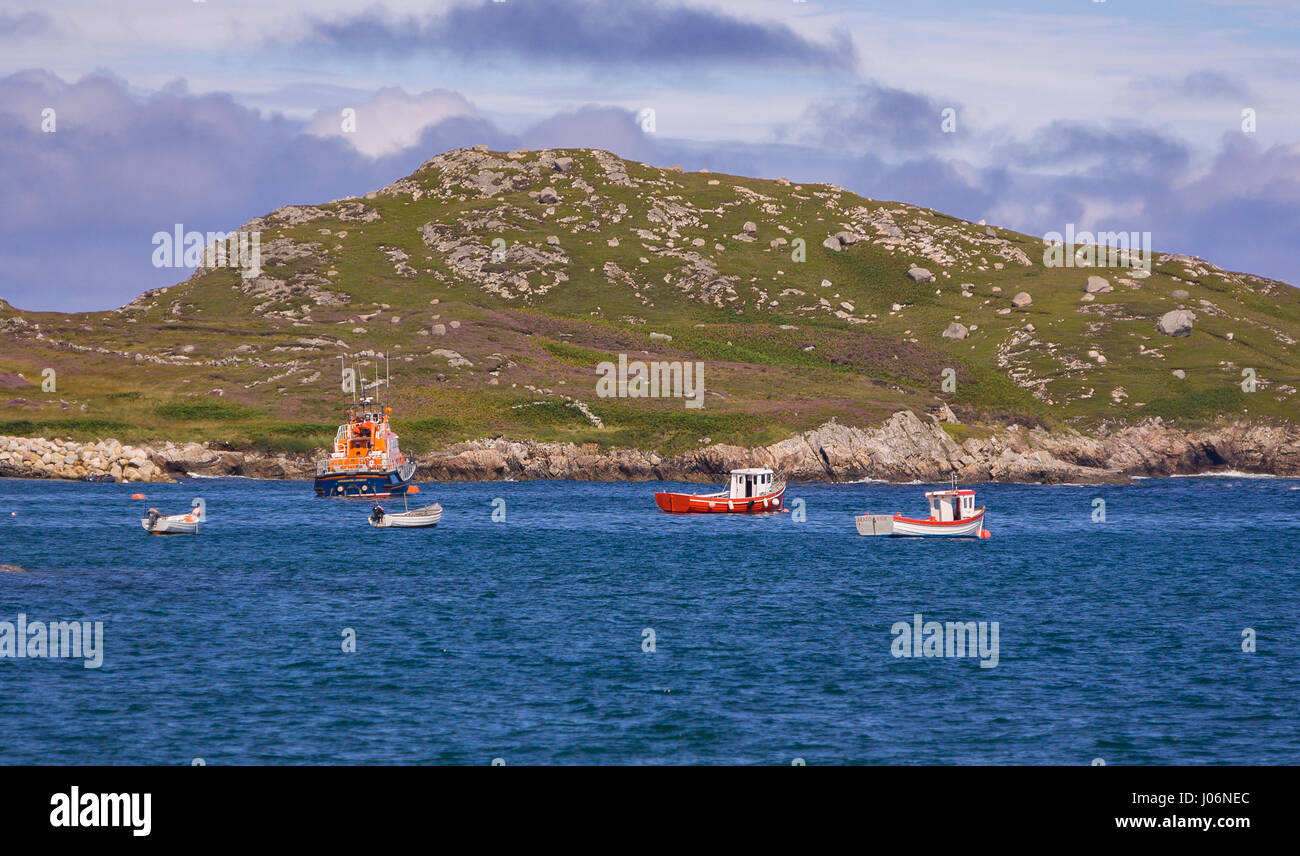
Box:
[3,411,1298,485]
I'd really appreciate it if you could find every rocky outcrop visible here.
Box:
[414,411,1300,484]
[0,436,313,483]
[0,436,170,482]
[4,412,1299,485]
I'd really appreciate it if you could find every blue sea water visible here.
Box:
[0,475,1297,765]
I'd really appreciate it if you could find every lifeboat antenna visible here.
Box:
[386,351,391,398]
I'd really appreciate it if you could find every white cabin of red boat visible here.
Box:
[923,488,976,521]
[729,467,776,499]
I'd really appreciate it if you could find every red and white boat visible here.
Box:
[856,485,990,538]
[655,468,785,514]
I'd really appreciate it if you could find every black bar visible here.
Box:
[2,766,1281,843]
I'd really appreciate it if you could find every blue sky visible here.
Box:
[1,0,1297,310]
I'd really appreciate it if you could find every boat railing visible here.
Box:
[318,456,390,475]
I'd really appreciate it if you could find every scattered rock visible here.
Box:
[1012,292,1033,308]
[1085,275,1113,294]
[1157,309,1196,337]
[1171,289,1190,300]
[907,266,934,283]
[942,322,970,340]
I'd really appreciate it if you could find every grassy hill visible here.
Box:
[2,146,1297,456]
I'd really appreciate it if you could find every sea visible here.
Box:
[1,475,1297,765]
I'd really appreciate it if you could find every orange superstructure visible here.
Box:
[326,402,405,474]
[314,395,416,497]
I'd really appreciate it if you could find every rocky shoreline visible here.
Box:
[3,411,1299,485]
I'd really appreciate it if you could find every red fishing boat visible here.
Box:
[655,468,785,514]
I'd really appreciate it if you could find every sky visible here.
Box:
[1,0,1297,311]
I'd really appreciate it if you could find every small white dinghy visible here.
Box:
[141,508,200,535]
[368,501,442,529]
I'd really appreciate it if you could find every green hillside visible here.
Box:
[2,146,1297,455]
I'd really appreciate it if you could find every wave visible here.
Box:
[1168,471,1280,480]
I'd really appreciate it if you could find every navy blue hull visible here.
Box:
[314,470,413,498]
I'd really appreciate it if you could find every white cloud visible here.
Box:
[304,87,478,157]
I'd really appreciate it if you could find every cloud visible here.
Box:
[300,0,856,70]
[1,69,1295,314]
[304,87,479,157]
[786,82,960,155]
[0,10,52,40]
[521,105,658,163]
[1158,70,1254,101]
[0,70,494,311]
[1160,134,1300,272]
[996,121,1191,183]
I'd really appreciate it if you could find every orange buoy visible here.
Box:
[131,493,146,500]
[979,529,991,539]
[407,485,420,494]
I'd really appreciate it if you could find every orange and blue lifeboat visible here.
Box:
[313,400,417,498]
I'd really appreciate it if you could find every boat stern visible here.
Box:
[855,513,896,536]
